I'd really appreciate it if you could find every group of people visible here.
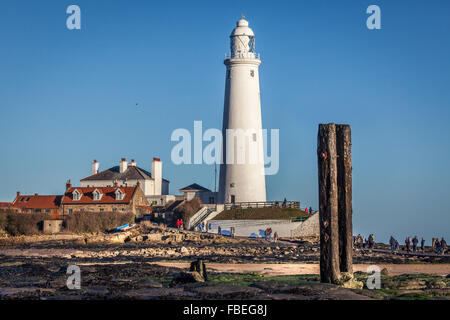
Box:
[196,222,205,232]
[432,237,447,255]
[353,234,375,249]
[175,218,184,230]
[402,236,425,253]
[263,228,279,242]
[389,236,447,255]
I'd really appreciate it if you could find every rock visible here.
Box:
[427,280,447,289]
[340,272,364,290]
[147,233,162,241]
[180,246,189,254]
[172,271,205,284]
[398,280,427,290]
[381,268,389,276]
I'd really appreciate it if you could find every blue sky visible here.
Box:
[0,0,449,242]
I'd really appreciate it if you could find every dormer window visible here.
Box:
[115,189,125,201]
[93,189,103,201]
[73,189,82,201]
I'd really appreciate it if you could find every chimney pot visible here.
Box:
[120,158,128,173]
[92,160,99,175]
[34,193,38,196]
[17,191,20,197]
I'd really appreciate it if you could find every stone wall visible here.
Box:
[43,220,63,234]
[291,212,320,237]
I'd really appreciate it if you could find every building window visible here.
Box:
[112,207,117,212]
[93,189,102,201]
[253,133,257,141]
[45,209,50,213]
[230,183,235,188]
[115,189,125,201]
[231,195,236,204]
[68,209,73,214]
[100,208,104,212]
[250,70,254,77]
[73,190,81,201]
[209,197,214,204]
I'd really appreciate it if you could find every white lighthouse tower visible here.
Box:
[218,17,267,204]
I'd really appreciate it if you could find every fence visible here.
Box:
[224,201,300,211]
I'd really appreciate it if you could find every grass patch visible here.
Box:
[212,207,310,220]
[207,273,319,286]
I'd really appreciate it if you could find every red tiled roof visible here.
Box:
[61,186,137,204]
[12,195,62,209]
[0,202,13,208]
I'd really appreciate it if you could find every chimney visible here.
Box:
[113,179,119,188]
[92,160,99,175]
[120,158,128,173]
[66,180,72,191]
[130,159,136,167]
[152,157,162,195]
[34,193,38,196]
[17,191,21,197]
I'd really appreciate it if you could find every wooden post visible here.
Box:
[317,123,340,283]
[336,125,353,274]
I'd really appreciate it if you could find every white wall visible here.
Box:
[208,215,319,238]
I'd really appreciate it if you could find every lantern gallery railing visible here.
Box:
[224,52,260,60]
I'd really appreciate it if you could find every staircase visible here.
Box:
[188,205,223,230]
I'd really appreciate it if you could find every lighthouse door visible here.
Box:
[230,195,236,204]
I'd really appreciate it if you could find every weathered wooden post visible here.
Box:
[336,124,353,274]
[317,123,354,285]
[317,123,340,283]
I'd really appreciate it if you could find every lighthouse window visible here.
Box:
[253,133,257,141]
[248,37,255,52]
[250,70,254,77]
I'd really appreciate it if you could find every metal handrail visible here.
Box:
[224,201,300,210]
[224,52,260,60]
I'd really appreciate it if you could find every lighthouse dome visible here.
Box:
[230,18,255,37]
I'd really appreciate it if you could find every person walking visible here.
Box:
[412,236,419,252]
[273,232,279,243]
[368,234,374,249]
[435,239,441,254]
[267,227,272,240]
[405,237,411,252]
[440,237,447,255]
[389,236,395,253]
[395,239,399,252]
[218,226,221,235]
[420,237,425,252]
[309,206,313,214]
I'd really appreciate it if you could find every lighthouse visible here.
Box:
[218,17,267,204]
